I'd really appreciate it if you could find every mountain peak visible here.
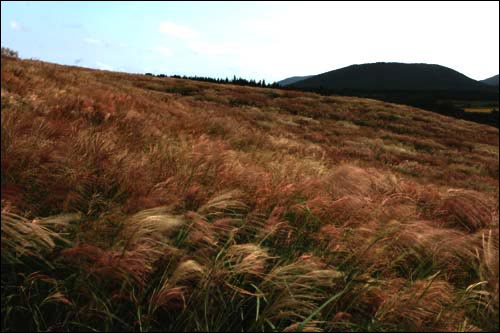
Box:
[286,62,490,91]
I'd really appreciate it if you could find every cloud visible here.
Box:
[159,21,200,40]
[74,58,83,65]
[96,61,114,71]
[157,21,241,57]
[10,20,26,31]
[84,37,103,45]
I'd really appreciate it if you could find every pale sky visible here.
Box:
[1,1,499,82]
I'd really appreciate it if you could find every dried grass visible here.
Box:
[1,56,498,332]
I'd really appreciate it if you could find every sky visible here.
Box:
[1,1,499,82]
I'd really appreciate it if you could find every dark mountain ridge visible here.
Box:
[288,62,492,91]
[481,74,499,86]
[277,75,313,86]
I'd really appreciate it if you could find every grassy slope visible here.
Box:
[1,57,499,332]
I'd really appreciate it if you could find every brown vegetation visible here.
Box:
[1,57,498,331]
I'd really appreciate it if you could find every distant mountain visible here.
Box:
[481,75,499,86]
[277,75,313,86]
[288,62,491,91]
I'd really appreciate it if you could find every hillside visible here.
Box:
[288,62,491,91]
[481,74,499,86]
[1,57,499,332]
[277,75,313,86]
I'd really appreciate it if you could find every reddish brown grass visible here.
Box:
[1,57,498,332]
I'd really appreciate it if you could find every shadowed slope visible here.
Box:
[288,62,491,91]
